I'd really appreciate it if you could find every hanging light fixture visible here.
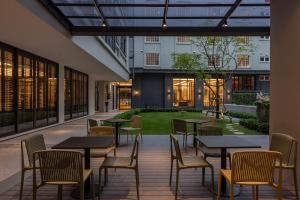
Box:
[223,19,228,27]
[162,20,167,29]
[102,21,107,28]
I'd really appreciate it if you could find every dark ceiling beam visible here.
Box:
[71,26,270,36]
[66,16,270,20]
[217,0,243,28]
[52,3,270,7]
[92,0,107,26]
[162,0,169,26]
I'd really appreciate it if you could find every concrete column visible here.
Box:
[88,75,95,115]
[195,78,204,109]
[58,64,64,123]
[271,0,300,185]
[164,75,173,108]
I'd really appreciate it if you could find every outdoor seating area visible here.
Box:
[0,113,298,200]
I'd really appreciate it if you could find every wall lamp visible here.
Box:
[198,89,202,96]
[167,89,171,95]
[133,90,140,96]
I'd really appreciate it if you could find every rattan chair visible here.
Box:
[89,126,116,157]
[196,126,231,185]
[217,151,283,200]
[33,150,94,200]
[171,119,193,150]
[170,134,215,200]
[20,134,46,200]
[87,118,100,134]
[120,115,142,144]
[270,133,298,199]
[98,135,140,200]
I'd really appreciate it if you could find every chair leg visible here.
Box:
[277,186,283,200]
[80,183,84,200]
[104,168,108,186]
[127,132,129,145]
[57,185,63,200]
[217,174,222,200]
[91,172,95,200]
[98,168,102,200]
[182,135,185,148]
[230,185,234,200]
[293,168,299,200]
[175,169,180,200]
[19,170,25,200]
[135,168,140,200]
[185,134,188,151]
[169,159,173,186]
[210,167,215,200]
[202,155,207,186]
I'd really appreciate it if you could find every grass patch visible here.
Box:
[119,111,262,135]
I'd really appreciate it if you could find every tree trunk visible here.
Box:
[216,78,220,119]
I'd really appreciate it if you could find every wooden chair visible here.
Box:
[33,150,94,200]
[120,115,142,144]
[89,126,116,157]
[217,151,283,200]
[170,134,215,200]
[196,126,231,185]
[171,119,193,150]
[20,134,46,200]
[87,119,100,134]
[270,133,298,200]
[98,135,140,200]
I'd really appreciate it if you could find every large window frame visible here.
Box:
[145,52,160,67]
[173,78,195,107]
[232,75,256,91]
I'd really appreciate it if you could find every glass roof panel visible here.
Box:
[107,19,162,27]
[167,19,220,27]
[101,7,164,17]
[241,0,270,4]
[69,18,102,26]
[168,7,230,17]
[53,0,93,3]
[169,0,235,4]
[58,6,97,16]
[228,19,270,27]
[232,6,270,17]
[97,0,164,4]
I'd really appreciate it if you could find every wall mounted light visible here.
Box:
[198,89,202,96]
[226,89,231,95]
[133,90,140,96]
[167,89,171,95]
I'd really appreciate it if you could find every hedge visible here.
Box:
[232,93,257,105]
[239,118,269,134]
[227,111,257,120]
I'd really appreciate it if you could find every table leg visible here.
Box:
[220,148,227,194]
[193,123,197,147]
[115,123,119,147]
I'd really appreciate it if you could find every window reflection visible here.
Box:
[173,78,195,107]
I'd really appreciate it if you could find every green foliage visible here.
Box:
[113,108,142,120]
[232,92,257,105]
[256,101,270,122]
[227,111,257,119]
[239,118,269,134]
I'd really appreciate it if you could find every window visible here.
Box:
[259,75,270,81]
[259,54,270,62]
[237,36,250,45]
[64,67,88,120]
[145,53,159,66]
[173,78,195,107]
[232,75,256,91]
[237,55,250,68]
[260,36,270,40]
[145,36,160,43]
[208,55,220,67]
[203,79,224,107]
[176,36,191,44]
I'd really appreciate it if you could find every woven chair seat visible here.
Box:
[101,156,134,168]
[90,147,115,157]
[45,169,92,185]
[179,156,211,168]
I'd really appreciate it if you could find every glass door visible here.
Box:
[203,79,224,107]
[118,87,132,110]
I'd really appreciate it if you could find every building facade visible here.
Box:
[0,1,129,138]
[130,36,270,109]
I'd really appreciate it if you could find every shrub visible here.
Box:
[256,101,270,122]
[227,111,256,119]
[114,108,142,119]
[239,118,269,134]
[232,93,257,105]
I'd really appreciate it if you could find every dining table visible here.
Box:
[196,135,261,197]
[102,118,130,147]
[183,119,211,147]
[52,136,114,199]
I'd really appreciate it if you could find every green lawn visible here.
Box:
[121,111,262,135]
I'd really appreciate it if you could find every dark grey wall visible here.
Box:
[256,77,270,93]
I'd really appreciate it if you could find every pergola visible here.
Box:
[39,0,270,36]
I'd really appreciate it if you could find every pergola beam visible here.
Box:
[92,0,107,27]
[66,16,269,20]
[162,0,169,27]
[217,0,243,28]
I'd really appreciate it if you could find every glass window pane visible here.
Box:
[35,60,47,127]
[173,78,195,107]
[48,63,58,124]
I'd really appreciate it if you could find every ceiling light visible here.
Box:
[162,22,167,29]
[102,21,107,27]
[223,20,228,27]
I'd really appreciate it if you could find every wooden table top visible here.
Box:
[102,118,130,123]
[196,135,261,149]
[52,136,113,149]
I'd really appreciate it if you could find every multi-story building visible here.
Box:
[129,36,270,109]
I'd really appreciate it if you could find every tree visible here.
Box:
[172,36,256,119]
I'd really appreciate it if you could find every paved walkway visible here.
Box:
[0,111,121,193]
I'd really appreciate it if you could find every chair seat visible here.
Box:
[179,156,211,168]
[198,146,231,157]
[120,127,141,132]
[101,156,134,168]
[45,169,92,185]
[90,147,115,158]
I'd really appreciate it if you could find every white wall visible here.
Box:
[271,0,300,185]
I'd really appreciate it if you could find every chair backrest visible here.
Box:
[269,133,297,166]
[87,119,99,134]
[197,126,223,136]
[34,150,83,183]
[170,134,184,165]
[130,135,140,166]
[89,126,115,136]
[21,134,46,168]
[171,119,187,134]
[131,115,142,128]
[231,151,282,184]
[169,134,176,159]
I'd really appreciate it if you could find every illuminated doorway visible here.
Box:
[203,79,224,107]
[113,80,132,110]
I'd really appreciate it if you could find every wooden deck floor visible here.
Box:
[0,135,298,200]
